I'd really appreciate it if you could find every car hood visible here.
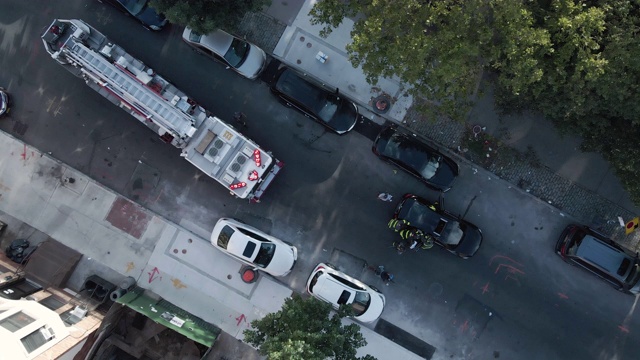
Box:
[427,156,458,191]
[454,226,483,258]
[137,6,167,29]
[327,100,358,134]
[356,292,385,323]
[237,45,266,79]
[265,244,297,276]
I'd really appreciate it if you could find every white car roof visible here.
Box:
[211,218,297,276]
[226,233,259,262]
[308,264,385,323]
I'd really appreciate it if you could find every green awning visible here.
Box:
[117,287,220,346]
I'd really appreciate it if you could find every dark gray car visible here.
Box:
[556,224,640,295]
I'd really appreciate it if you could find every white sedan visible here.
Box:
[182,27,267,80]
[306,263,385,323]
[211,218,297,277]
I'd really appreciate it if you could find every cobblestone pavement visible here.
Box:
[404,104,640,250]
[239,10,640,251]
[233,12,287,54]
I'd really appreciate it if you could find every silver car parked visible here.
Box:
[182,27,267,80]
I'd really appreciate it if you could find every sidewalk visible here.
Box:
[0,132,290,340]
[255,2,640,250]
[0,132,423,360]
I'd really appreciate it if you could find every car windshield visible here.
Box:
[223,38,250,68]
[566,229,587,255]
[440,220,464,245]
[188,31,203,43]
[351,291,371,316]
[217,225,234,249]
[120,0,146,16]
[315,93,339,122]
[383,132,441,179]
[626,261,640,286]
[254,243,276,267]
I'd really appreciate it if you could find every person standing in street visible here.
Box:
[233,111,247,128]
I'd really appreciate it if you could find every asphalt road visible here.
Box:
[2,1,639,359]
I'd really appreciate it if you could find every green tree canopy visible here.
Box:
[150,0,270,34]
[310,0,640,203]
[243,294,376,360]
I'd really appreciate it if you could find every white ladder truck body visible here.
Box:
[41,19,282,202]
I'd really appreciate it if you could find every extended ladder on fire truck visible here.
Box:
[67,42,198,146]
[41,19,283,202]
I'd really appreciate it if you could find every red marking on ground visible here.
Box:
[236,314,247,326]
[106,197,151,239]
[459,320,469,333]
[618,325,629,333]
[481,282,490,294]
[558,292,569,299]
[147,267,161,283]
[99,172,114,180]
[489,254,524,267]
[504,274,521,286]
[494,264,525,275]
[21,144,27,161]
[151,188,164,204]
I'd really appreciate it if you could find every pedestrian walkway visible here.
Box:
[0,132,423,359]
[0,132,290,338]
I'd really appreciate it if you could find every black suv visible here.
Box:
[271,67,358,135]
[556,224,640,295]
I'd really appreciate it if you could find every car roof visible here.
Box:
[190,28,234,54]
[374,127,459,191]
[313,272,357,303]
[226,232,258,262]
[576,234,634,280]
[398,197,463,245]
[275,68,328,108]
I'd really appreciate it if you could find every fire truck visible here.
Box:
[41,19,282,202]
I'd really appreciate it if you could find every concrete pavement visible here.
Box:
[0,131,423,359]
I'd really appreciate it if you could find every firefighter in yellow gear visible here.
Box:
[388,218,410,232]
[420,235,435,249]
[399,228,416,240]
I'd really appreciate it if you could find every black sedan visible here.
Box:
[271,67,358,135]
[373,125,459,192]
[394,194,482,258]
[98,0,167,31]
